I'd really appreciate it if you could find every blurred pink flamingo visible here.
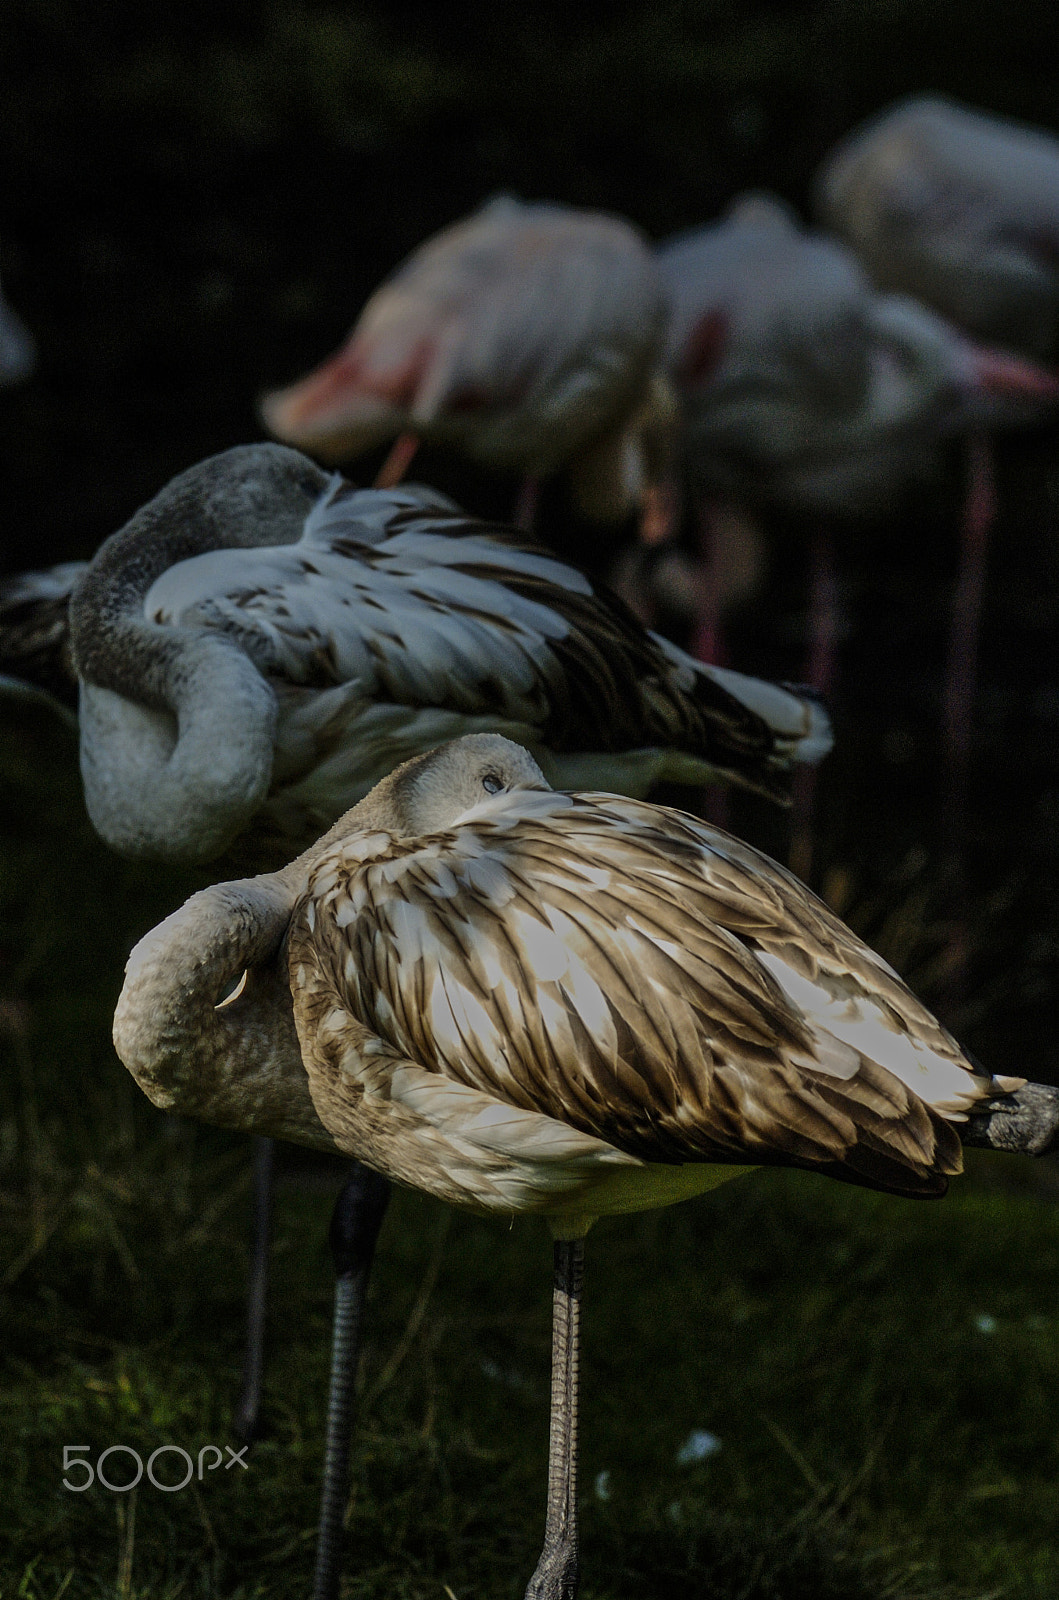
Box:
[656,193,1059,875]
[261,195,673,530]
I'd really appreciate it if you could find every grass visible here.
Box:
[4,704,1059,1599]
[3,1102,1059,1599]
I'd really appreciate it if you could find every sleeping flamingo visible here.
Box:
[113,732,1059,1599]
[260,195,674,529]
[816,102,1059,967]
[815,95,1059,359]
[657,192,1059,874]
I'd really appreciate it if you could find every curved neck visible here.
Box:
[77,647,277,861]
[70,445,329,700]
[113,871,338,1152]
[67,446,330,861]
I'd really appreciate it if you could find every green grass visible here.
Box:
[3,1113,1059,1599]
[4,707,1059,1599]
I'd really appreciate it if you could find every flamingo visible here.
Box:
[6,441,830,1594]
[259,195,674,529]
[814,95,1059,360]
[113,732,1059,1599]
[657,192,1059,875]
[816,103,1059,982]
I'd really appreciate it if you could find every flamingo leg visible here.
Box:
[938,430,996,1010]
[943,431,994,848]
[638,476,680,549]
[789,527,839,884]
[688,498,725,668]
[524,1237,585,1600]
[233,1134,274,1444]
[688,500,733,830]
[374,432,421,490]
[312,1163,392,1600]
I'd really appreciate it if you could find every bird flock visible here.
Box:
[5,90,1059,1600]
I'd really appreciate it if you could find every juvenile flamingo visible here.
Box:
[114,733,1058,1598]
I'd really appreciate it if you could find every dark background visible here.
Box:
[2,0,1059,1070]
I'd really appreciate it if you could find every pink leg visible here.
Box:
[638,476,681,548]
[789,529,838,883]
[689,500,726,668]
[374,432,421,490]
[690,501,731,829]
[939,431,996,1012]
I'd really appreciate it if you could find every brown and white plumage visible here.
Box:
[0,560,85,710]
[288,737,1014,1224]
[260,195,672,522]
[67,442,829,864]
[115,731,1010,1207]
[115,734,1026,1598]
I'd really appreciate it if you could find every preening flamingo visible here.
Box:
[114,732,1057,1600]
[260,195,673,528]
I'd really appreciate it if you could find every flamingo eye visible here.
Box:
[482,773,504,795]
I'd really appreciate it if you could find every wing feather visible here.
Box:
[290,791,989,1195]
[142,479,823,798]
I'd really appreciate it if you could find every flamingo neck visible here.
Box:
[114,871,337,1152]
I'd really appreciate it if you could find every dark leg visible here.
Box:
[312,1163,392,1600]
[525,1237,585,1600]
[233,1134,274,1445]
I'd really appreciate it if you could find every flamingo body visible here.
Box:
[261,196,669,520]
[816,96,1059,358]
[112,733,1027,1599]
[64,444,829,864]
[659,193,1054,517]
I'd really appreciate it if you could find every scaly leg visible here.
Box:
[312,1163,392,1600]
[233,1134,274,1444]
[524,1237,585,1600]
